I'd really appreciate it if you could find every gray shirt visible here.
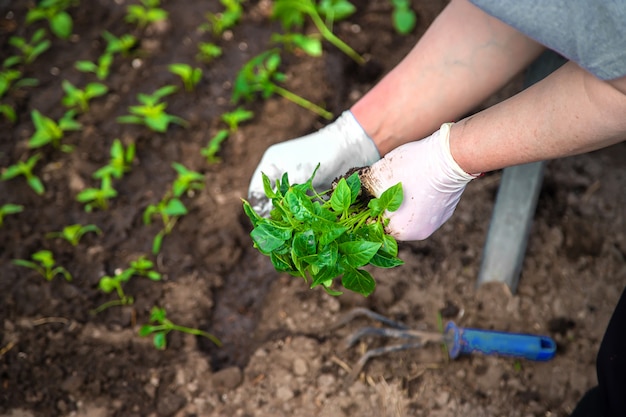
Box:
[470,0,626,80]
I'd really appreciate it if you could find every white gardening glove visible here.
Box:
[248,110,380,216]
[362,123,479,241]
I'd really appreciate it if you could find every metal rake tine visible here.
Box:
[329,307,410,331]
[345,341,426,385]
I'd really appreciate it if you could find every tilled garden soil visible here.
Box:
[1,1,625,416]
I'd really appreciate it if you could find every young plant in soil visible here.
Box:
[13,250,72,281]
[125,0,168,29]
[28,109,81,151]
[26,0,77,39]
[0,204,24,227]
[76,175,118,212]
[201,107,254,163]
[46,223,102,246]
[102,31,137,56]
[61,80,108,113]
[270,33,323,58]
[389,0,417,34]
[93,138,135,180]
[196,42,223,63]
[0,59,39,99]
[199,0,243,36]
[92,256,162,314]
[242,166,404,296]
[117,85,187,133]
[168,63,202,92]
[139,306,222,350]
[272,0,364,65]
[75,53,113,81]
[9,28,51,65]
[232,49,333,120]
[1,154,45,195]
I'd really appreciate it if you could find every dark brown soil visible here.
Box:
[1,1,625,417]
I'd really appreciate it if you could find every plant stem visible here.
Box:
[307,9,365,65]
[273,85,333,120]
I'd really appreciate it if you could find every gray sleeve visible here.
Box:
[469,0,626,80]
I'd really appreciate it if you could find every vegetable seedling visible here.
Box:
[93,138,135,180]
[102,31,137,56]
[389,0,417,35]
[201,108,254,164]
[168,63,202,92]
[221,107,254,132]
[242,165,404,297]
[46,223,102,246]
[171,162,204,197]
[317,0,356,25]
[76,175,118,212]
[0,204,24,227]
[9,28,51,64]
[1,154,45,195]
[26,0,77,39]
[139,306,222,350]
[28,109,81,151]
[75,53,113,81]
[125,0,168,29]
[0,61,39,99]
[61,80,108,112]
[232,49,333,120]
[272,0,364,64]
[0,104,17,124]
[196,42,223,63]
[93,256,161,314]
[13,250,72,281]
[117,85,187,133]
[199,0,243,36]
[270,33,323,58]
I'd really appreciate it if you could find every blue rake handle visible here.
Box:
[444,322,556,361]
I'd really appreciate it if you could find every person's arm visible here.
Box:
[351,0,545,155]
[450,63,626,174]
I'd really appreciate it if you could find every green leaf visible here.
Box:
[284,187,315,221]
[250,222,292,254]
[330,178,351,214]
[292,229,316,258]
[153,332,167,349]
[338,240,381,268]
[139,324,155,336]
[98,276,117,293]
[164,198,187,216]
[242,199,263,228]
[369,251,404,268]
[341,267,375,297]
[50,11,73,39]
[369,182,403,216]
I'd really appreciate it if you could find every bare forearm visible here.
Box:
[450,62,626,174]
[351,0,544,155]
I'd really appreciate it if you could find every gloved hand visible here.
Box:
[362,123,479,241]
[248,111,380,216]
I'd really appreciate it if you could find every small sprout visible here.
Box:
[139,306,221,350]
[25,0,77,39]
[75,53,113,81]
[0,204,24,227]
[171,162,204,197]
[199,0,243,36]
[61,80,108,112]
[13,250,72,281]
[201,129,229,164]
[389,0,417,35]
[0,62,39,99]
[46,223,102,246]
[168,63,202,92]
[102,31,137,56]
[0,104,17,124]
[1,154,45,195]
[76,175,118,212]
[28,109,81,151]
[92,256,161,314]
[93,139,135,180]
[117,85,187,133]
[232,49,333,120]
[317,0,356,24]
[125,0,168,29]
[221,107,254,132]
[271,33,323,57]
[9,28,51,64]
[196,42,222,63]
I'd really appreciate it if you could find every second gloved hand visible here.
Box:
[362,123,478,241]
[248,111,380,216]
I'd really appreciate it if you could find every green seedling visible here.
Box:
[117,85,187,133]
[93,138,135,180]
[125,0,168,29]
[102,31,137,56]
[272,0,364,64]
[46,223,102,246]
[140,306,221,350]
[317,0,356,25]
[171,162,204,197]
[1,154,45,195]
[196,42,223,63]
[0,204,24,227]
[201,129,229,164]
[143,195,187,254]
[76,175,118,212]
[232,49,333,120]
[9,28,51,64]
[13,250,72,281]
[389,0,416,35]
[199,0,243,36]
[242,165,404,297]
[221,107,254,132]
[0,104,16,124]
[92,256,161,314]
[28,109,81,151]
[75,53,113,81]
[26,0,77,39]
[168,63,202,92]
[0,61,39,99]
[61,80,108,112]
[270,33,323,58]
